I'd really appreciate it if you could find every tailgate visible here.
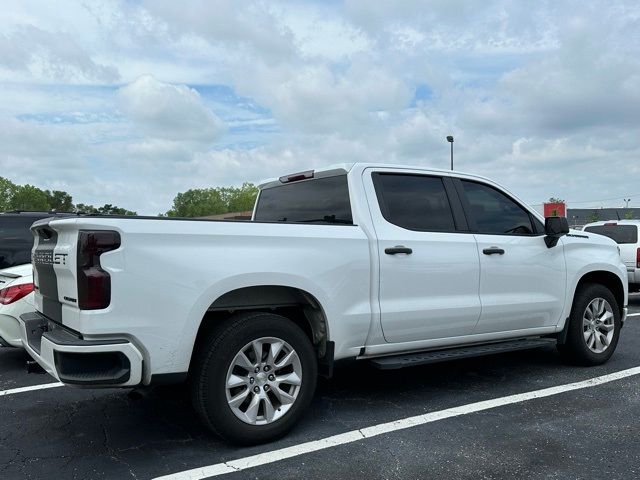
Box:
[619,244,637,271]
[31,219,79,323]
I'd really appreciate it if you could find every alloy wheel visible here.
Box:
[225,337,303,425]
[582,297,615,354]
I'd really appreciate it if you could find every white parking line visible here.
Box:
[627,312,640,317]
[0,382,63,397]
[155,366,640,480]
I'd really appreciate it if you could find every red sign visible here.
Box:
[544,202,566,218]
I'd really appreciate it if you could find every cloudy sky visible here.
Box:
[1,0,639,214]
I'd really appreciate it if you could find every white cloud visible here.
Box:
[0,118,86,168]
[0,25,119,83]
[233,61,411,135]
[1,0,640,215]
[117,75,226,143]
[141,0,296,64]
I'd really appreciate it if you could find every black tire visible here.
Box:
[558,283,621,366]
[190,312,317,444]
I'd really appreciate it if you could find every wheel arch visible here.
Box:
[574,270,625,318]
[189,285,331,373]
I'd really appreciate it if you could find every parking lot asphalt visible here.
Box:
[1,294,639,480]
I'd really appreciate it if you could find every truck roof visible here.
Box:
[258,162,492,189]
[583,220,640,227]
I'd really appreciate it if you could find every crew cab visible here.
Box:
[19,164,628,444]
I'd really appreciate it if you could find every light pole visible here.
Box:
[624,198,631,208]
[446,135,454,170]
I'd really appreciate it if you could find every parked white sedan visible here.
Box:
[0,263,35,347]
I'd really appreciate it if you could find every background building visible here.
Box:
[566,208,640,226]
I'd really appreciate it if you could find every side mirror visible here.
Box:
[544,216,569,248]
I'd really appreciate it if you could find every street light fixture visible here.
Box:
[446,135,454,171]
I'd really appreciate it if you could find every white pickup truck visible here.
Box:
[20,163,628,444]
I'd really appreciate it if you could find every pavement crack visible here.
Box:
[224,462,241,471]
[102,424,138,479]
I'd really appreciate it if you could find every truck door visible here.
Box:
[363,169,482,343]
[454,178,566,333]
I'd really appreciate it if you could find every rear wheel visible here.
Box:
[190,312,317,444]
[558,283,621,365]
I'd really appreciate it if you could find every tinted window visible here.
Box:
[254,175,353,224]
[532,216,544,234]
[461,180,535,235]
[0,216,42,269]
[584,225,638,244]
[373,174,456,231]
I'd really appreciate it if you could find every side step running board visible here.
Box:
[370,338,557,370]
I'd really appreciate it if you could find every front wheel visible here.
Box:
[190,312,317,444]
[558,283,621,365]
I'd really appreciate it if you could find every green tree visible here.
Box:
[75,203,136,215]
[45,190,74,212]
[75,203,98,214]
[624,210,635,220]
[167,183,258,217]
[0,177,17,212]
[587,211,600,223]
[0,178,136,216]
[167,188,227,217]
[9,184,50,211]
[548,197,565,203]
[224,183,259,212]
[96,204,137,216]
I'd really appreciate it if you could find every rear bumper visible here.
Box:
[19,312,143,387]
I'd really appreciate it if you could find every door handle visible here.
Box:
[483,247,505,255]
[385,246,413,255]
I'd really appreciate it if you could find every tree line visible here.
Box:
[0,176,137,215]
[1,176,259,218]
[165,183,258,217]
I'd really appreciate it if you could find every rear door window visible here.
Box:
[584,225,638,244]
[373,173,456,231]
[254,175,353,224]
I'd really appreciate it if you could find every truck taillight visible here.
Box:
[0,283,34,305]
[77,230,121,310]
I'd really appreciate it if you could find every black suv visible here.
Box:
[0,211,74,270]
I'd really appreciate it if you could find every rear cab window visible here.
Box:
[254,175,353,225]
[583,225,638,244]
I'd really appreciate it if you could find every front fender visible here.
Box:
[558,236,628,331]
